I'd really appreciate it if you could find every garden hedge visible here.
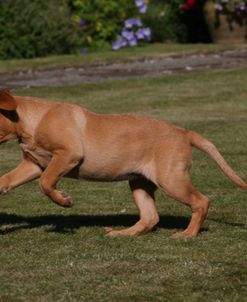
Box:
[0,0,200,60]
[0,0,80,59]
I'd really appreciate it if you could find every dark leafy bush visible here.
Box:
[143,0,187,43]
[70,0,136,49]
[0,0,80,59]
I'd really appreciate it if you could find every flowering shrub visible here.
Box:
[112,0,187,50]
[214,0,247,32]
[71,0,136,50]
[72,0,188,51]
[112,0,151,50]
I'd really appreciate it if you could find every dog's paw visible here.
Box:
[171,231,196,240]
[0,179,9,195]
[104,227,122,236]
[104,227,135,236]
[58,191,74,208]
[104,227,113,234]
[63,196,74,208]
[0,189,8,195]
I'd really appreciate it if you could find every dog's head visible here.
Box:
[0,90,18,144]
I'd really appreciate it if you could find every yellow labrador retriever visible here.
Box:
[0,89,246,239]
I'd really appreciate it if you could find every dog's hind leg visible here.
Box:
[157,162,209,239]
[105,179,159,236]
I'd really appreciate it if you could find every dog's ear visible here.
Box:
[0,89,17,111]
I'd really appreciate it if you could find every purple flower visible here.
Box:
[129,36,137,46]
[135,0,148,14]
[139,4,148,14]
[135,0,145,8]
[121,29,135,41]
[142,27,152,40]
[112,0,151,51]
[112,37,128,50]
[79,19,87,26]
[135,28,152,41]
[135,28,145,40]
[81,47,88,54]
[124,18,142,29]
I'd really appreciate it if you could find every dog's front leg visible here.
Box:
[0,158,42,194]
[39,150,82,208]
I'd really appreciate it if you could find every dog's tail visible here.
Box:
[187,130,247,190]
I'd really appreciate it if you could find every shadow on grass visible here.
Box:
[0,212,244,236]
[0,213,196,235]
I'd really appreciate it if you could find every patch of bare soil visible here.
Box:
[0,48,247,89]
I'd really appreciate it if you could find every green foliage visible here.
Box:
[144,0,187,42]
[72,0,187,48]
[0,0,80,59]
[71,0,136,49]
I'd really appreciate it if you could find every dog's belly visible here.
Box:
[76,164,139,182]
[79,171,139,182]
[70,154,153,182]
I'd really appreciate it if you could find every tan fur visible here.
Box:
[0,89,246,239]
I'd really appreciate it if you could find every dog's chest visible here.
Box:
[20,142,52,168]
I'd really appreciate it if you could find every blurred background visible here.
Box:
[0,0,246,60]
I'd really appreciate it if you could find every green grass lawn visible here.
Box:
[1,67,247,301]
[0,43,246,73]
